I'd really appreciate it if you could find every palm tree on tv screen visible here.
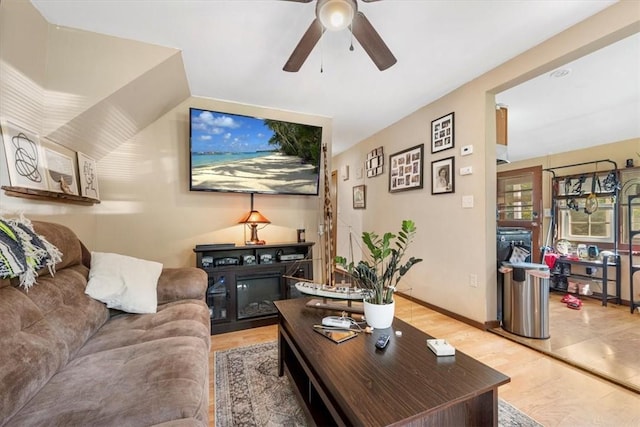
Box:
[265,120,321,170]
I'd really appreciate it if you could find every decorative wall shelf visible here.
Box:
[1,186,100,206]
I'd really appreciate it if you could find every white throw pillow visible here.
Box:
[86,252,163,314]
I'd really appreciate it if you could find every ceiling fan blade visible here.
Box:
[351,11,396,71]
[283,18,324,72]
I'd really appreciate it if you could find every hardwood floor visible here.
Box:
[491,291,640,393]
[208,296,640,426]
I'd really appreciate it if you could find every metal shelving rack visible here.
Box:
[542,159,619,257]
[543,159,623,306]
[627,194,640,313]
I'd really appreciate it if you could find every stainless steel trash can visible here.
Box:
[500,262,550,339]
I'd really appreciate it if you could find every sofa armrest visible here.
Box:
[156,267,208,305]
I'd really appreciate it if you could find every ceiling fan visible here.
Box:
[282,0,396,72]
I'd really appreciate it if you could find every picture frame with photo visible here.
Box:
[431,156,455,195]
[366,146,384,178]
[1,120,49,191]
[42,138,79,195]
[77,152,100,200]
[353,184,366,209]
[388,144,423,193]
[431,112,455,153]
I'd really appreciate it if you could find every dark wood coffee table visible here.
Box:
[275,297,510,426]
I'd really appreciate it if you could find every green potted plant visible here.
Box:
[335,219,422,328]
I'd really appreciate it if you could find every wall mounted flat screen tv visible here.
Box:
[189,108,322,196]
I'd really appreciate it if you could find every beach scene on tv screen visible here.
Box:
[190,108,322,195]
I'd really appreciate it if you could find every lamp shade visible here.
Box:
[318,0,355,31]
[239,210,271,225]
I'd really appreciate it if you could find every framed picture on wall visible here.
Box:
[388,144,424,193]
[353,185,366,209]
[42,138,79,195]
[431,156,455,195]
[431,112,455,153]
[366,146,384,178]
[1,120,49,191]
[77,152,100,200]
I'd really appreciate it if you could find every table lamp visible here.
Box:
[239,194,270,245]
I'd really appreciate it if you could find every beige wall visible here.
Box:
[2,0,638,322]
[0,0,98,242]
[0,1,330,280]
[333,2,639,323]
[0,0,48,128]
[94,96,331,272]
[0,0,186,247]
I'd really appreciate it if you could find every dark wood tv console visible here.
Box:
[275,297,510,426]
[194,242,313,334]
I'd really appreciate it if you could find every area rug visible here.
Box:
[215,341,542,427]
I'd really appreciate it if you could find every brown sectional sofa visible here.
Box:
[0,221,211,426]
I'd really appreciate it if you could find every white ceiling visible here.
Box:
[30,0,636,159]
[497,32,640,162]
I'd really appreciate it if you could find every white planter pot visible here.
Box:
[363,300,395,329]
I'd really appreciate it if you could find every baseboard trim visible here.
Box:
[485,319,501,329]
[396,292,490,331]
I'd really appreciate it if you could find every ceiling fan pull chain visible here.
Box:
[320,31,324,73]
[349,23,354,51]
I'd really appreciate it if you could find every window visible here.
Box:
[554,170,619,246]
[497,174,535,221]
[559,198,614,243]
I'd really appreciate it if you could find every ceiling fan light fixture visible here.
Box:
[318,0,355,31]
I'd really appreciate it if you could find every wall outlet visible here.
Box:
[469,273,478,287]
[460,166,473,175]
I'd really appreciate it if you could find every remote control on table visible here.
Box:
[375,334,390,350]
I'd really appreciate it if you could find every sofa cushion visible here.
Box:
[76,299,211,357]
[4,336,209,427]
[32,221,84,274]
[0,265,109,423]
[86,252,163,314]
[157,268,208,305]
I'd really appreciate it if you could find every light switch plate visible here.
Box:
[461,145,473,156]
[460,166,473,175]
[462,195,474,208]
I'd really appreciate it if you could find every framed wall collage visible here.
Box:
[366,146,384,178]
[388,144,424,193]
[431,112,454,153]
[1,119,100,201]
[382,111,457,196]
